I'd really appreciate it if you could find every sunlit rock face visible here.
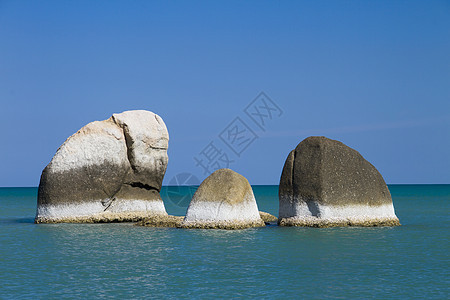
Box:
[181,169,265,229]
[35,110,169,223]
[278,136,400,227]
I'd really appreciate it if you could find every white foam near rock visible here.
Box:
[279,196,398,227]
[184,192,261,223]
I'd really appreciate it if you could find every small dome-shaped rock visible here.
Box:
[181,169,265,229]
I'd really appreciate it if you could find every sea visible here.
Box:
[0,185,448,299]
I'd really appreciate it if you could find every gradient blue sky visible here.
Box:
[1,0,449,187]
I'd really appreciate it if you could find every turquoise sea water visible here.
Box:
[0,185,449,299]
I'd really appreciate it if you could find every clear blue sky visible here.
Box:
[1,0,449,187]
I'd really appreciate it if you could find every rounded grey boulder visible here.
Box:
[181,169,265,229]
[36,110,169,223]
[279,136,400,227]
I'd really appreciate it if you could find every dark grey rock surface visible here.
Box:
[280,136,392,206]
[279,136,399,227]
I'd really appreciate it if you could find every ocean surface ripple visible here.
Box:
[0,185,449,299]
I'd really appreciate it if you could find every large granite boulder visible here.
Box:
[36,110,169,223]
[181,169,265,229]
[278,136,400,227]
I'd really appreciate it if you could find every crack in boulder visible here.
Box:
[126,182,158,191]
[102,197,116,211]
